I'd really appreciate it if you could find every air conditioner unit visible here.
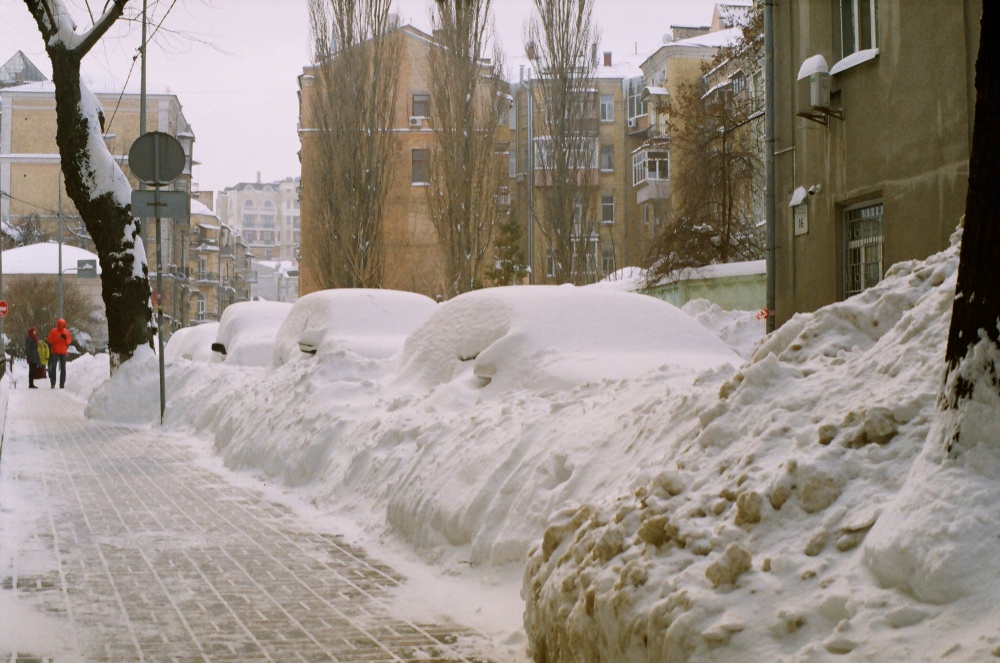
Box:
[408,116,423,128]
[627,118,637,129]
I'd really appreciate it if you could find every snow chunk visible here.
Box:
[797,54,830,80]
[830,48,880,76]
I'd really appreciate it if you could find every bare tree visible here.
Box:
[305,0,401,289]
[22,0,153,371]
[940,4,1000,456]
[5,277,104,357]
[525,0,601,285]
[427,0,507,296]
[645,10,764,285]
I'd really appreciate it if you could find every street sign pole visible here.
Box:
[129,128,186,427]
[154,136,166,425]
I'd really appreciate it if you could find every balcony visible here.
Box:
[195,271,219,283]
[635,178,671,204]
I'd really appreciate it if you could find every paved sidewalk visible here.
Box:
[0,388,499,662]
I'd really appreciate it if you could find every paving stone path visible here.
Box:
[0,389,500,663]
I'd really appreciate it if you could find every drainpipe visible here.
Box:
[525,70,535,284]
[764,0,776,332]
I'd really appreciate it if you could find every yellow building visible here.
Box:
[0,52,196,335]
[298,24,507,299]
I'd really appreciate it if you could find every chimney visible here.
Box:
[603,51,612,67]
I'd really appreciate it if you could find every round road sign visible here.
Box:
[128,131,186,187]
[0,300,8,317]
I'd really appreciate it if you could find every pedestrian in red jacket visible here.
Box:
[46,318,72,389]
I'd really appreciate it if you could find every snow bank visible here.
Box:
[272,289,437,367]
[164,323,221,364]
[522,230,1000,661]
[214,301,293,367]
[395,286,740,392]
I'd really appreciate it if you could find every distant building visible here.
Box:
[216,176,300,264]
[772,0,981,324]
[252,260,299,302]
[187,198,255,324]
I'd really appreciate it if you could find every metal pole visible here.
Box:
[140,0,147,137]
[764,0,777,333]
[525,70,535,284]
[58,176,63,318]
[154,138,165,424]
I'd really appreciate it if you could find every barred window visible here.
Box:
[843,201,883,298]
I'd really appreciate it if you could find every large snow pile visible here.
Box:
[71,229,1000,661]
[394,286,739,392]
[214,300,293,367]
[272,289,437,366]
[523,231,1000,661]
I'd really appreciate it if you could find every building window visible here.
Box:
[643,204,652,225]
[600,144,614,171]
[534,136,599,170]
[546,249,557,278]
[632,150,669,186]
[601,194,614,224]
[839,0,878,57]
[600,94,614,122]
[243,214,257,228]
[196,295,206,319]
[732,70,747,96]
[412,149,429,184]
[243,199,255,208]
[627,77,648,120]
[843,201,883,298]
[412,93,430,117]
[602,247,615,274]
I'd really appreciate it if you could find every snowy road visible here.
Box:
[0,388,497,662]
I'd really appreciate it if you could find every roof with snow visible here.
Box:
[2,242,101,275]
[0,51,47,88]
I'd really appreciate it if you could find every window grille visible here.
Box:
[843,201,883,298]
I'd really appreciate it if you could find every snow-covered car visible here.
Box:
[164,322,220,363]
[394,285,742,391]
[213,301,294,367]
[271,288,438,367]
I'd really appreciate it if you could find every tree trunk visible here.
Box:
[25,1,153,372]
[940,4,999,452]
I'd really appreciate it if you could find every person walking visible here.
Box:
[46,318,72,389]
[25,327,43,389]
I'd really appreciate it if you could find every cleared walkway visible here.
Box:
[0,388,498,662]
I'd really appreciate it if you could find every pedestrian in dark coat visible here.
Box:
[25,327,42,389]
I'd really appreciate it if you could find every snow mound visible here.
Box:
[215,301,293,367]
[165,323,221,364]
[85,347,160,424]
[395,286,740,392]
[523,230,1000,661]
[272,289,437,367]
[682,299,765,360]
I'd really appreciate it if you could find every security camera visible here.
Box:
[807,184,822,195]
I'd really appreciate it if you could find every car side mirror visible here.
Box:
[211,342,227,355]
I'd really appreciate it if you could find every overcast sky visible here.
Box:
[0,0,719,195]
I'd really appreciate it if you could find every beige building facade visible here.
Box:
[0,53,196,335]
[298,25,507,299]
[772,0,981,324]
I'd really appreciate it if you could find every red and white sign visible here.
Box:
[0,300,8,317]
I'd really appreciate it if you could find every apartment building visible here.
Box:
[187,194,256,322]
[216,176,301,264]
[772,0,981,324]
[0,52,196,335]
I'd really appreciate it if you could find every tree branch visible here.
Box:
[76,0,129,56]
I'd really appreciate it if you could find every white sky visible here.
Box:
[0,0,718,194]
